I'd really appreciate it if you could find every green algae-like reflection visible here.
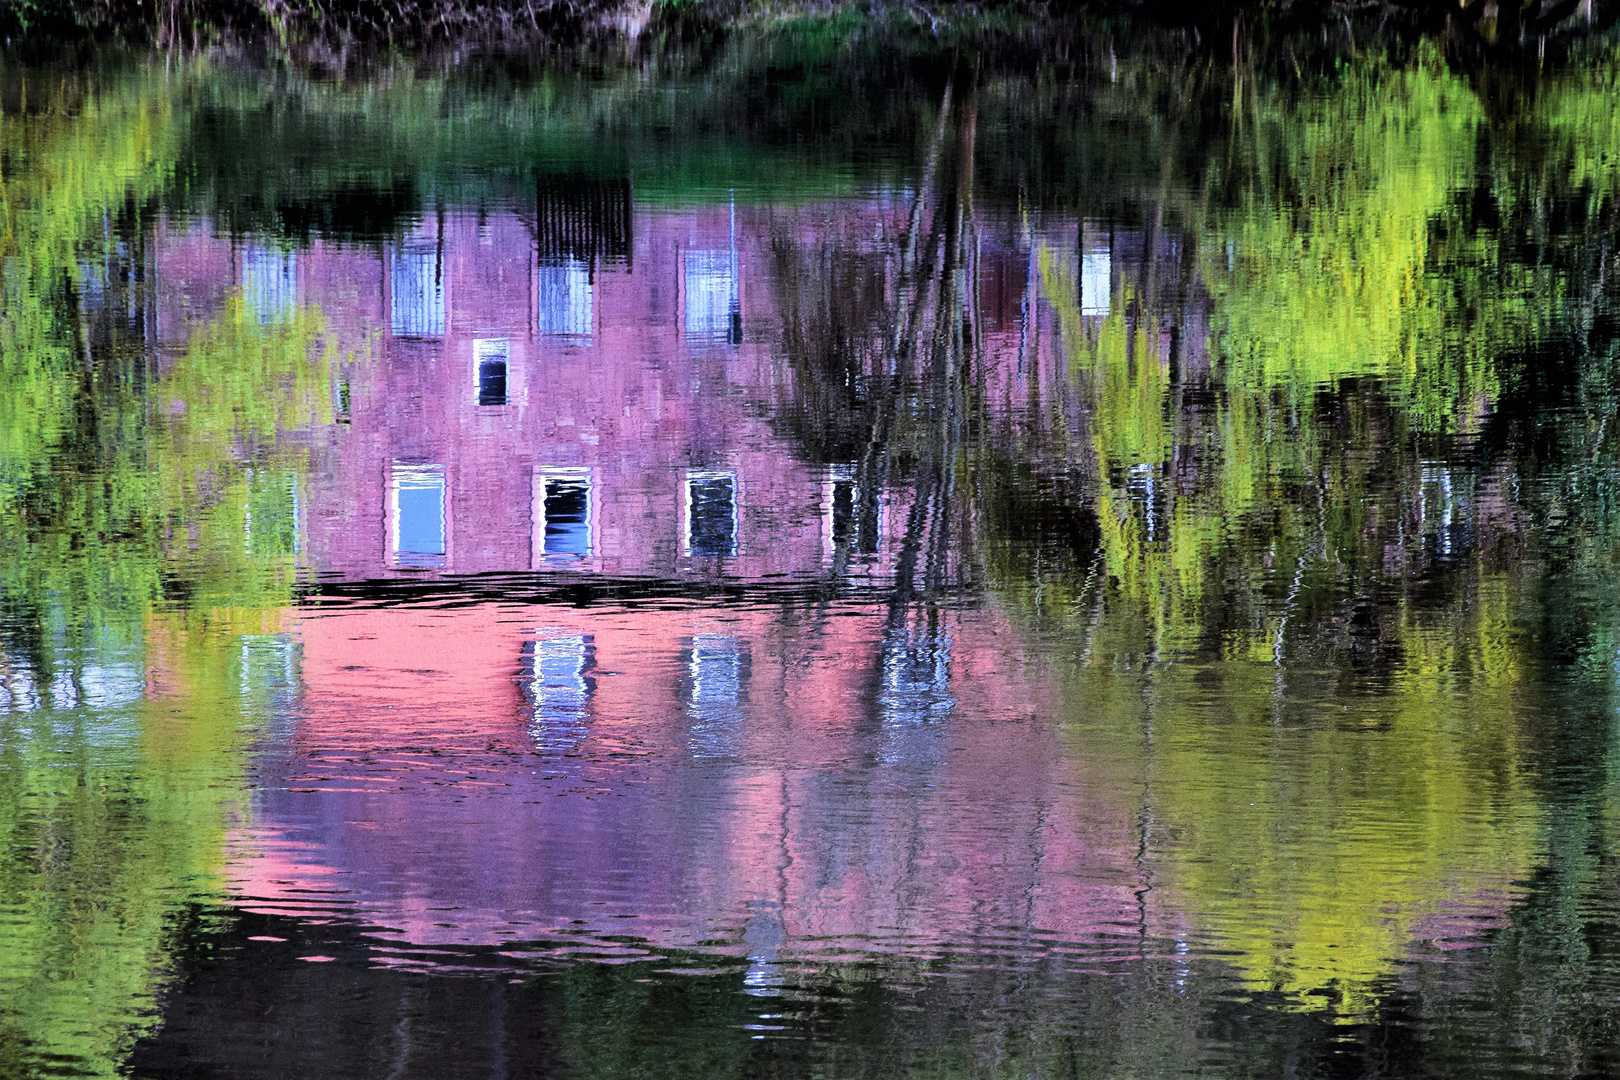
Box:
[0,66,345,1075]
[4,22,1620,1077]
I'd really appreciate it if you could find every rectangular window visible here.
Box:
[684,250,741,345]
[1420,462,1472,559]
[879,624,954,729]
[826,467,881,557]
[524,632,595,754]
[391,463,446,568]
[1080,244,1111,318]
[536,260,593,339]
[390,246,444,338]
[685,470,737,558]
[242,245,298,325]
[474,338,510,406]
[1125,462,1165,544]
[534,467,593,561]
[685,634,746,759]
[478,361,508,405]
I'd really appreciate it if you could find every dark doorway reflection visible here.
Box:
[828,470,880,557]
[685,471,737,558]
[538,472,592,558]
[477,360,508,406]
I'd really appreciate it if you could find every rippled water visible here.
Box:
[5,22,1620,1078]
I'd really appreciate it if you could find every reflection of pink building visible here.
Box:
[153,198,1073,584]
[228,599,1151,965]
[151,196,1142,963]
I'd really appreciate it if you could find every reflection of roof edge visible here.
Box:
[298,570,970,611]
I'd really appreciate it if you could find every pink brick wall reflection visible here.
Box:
[154,201,1072,582]
[226,600,1156,964]
[155,199,1149,962]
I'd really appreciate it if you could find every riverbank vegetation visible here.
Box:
[3,0,1617,69]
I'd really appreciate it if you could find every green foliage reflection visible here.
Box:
[0,65,339,1076]
[1009,46,1620,1017]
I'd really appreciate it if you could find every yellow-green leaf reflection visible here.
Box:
[0,65,341,1075]
[1022,50,1574,1018]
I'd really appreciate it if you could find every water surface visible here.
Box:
[5,25,1620,1078]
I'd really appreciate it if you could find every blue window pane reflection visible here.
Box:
[391,246,444,338]
[392,463,446,568]
[684,249,740,345]
[537,260,593,339]
[685,634,747,759]
[524,633,595,754]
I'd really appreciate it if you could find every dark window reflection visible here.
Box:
[536,172,633,268]
[686,471,737,558]
[540,472,592,558]
[477,360,508,405]
[829,471,881,556]
[474,339,510,406]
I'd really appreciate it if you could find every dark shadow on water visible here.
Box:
[129,904,1465,1080]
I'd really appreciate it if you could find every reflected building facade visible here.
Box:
[151,197,1086,585]
[142,195,1197,968]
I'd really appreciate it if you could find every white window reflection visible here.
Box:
[390,462,446,569]
[49,663,144,713]
[0,653,144,716]
[741,904,785,998]
[1419,462,1473,559]
[879,624,954,727]
[685,634,746,759]
[536,260,593,339]
[390,245,444,338]
[534,467,593,561]
[240,633,301,740]
[242,245,298,324]
[1081,241,1111,318]
[876,622,953,767]
[474,338,510,406]
[0,664,41,712]
[1125,462,1164,544]
[684,250,741,345]
[524,632,596,754]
